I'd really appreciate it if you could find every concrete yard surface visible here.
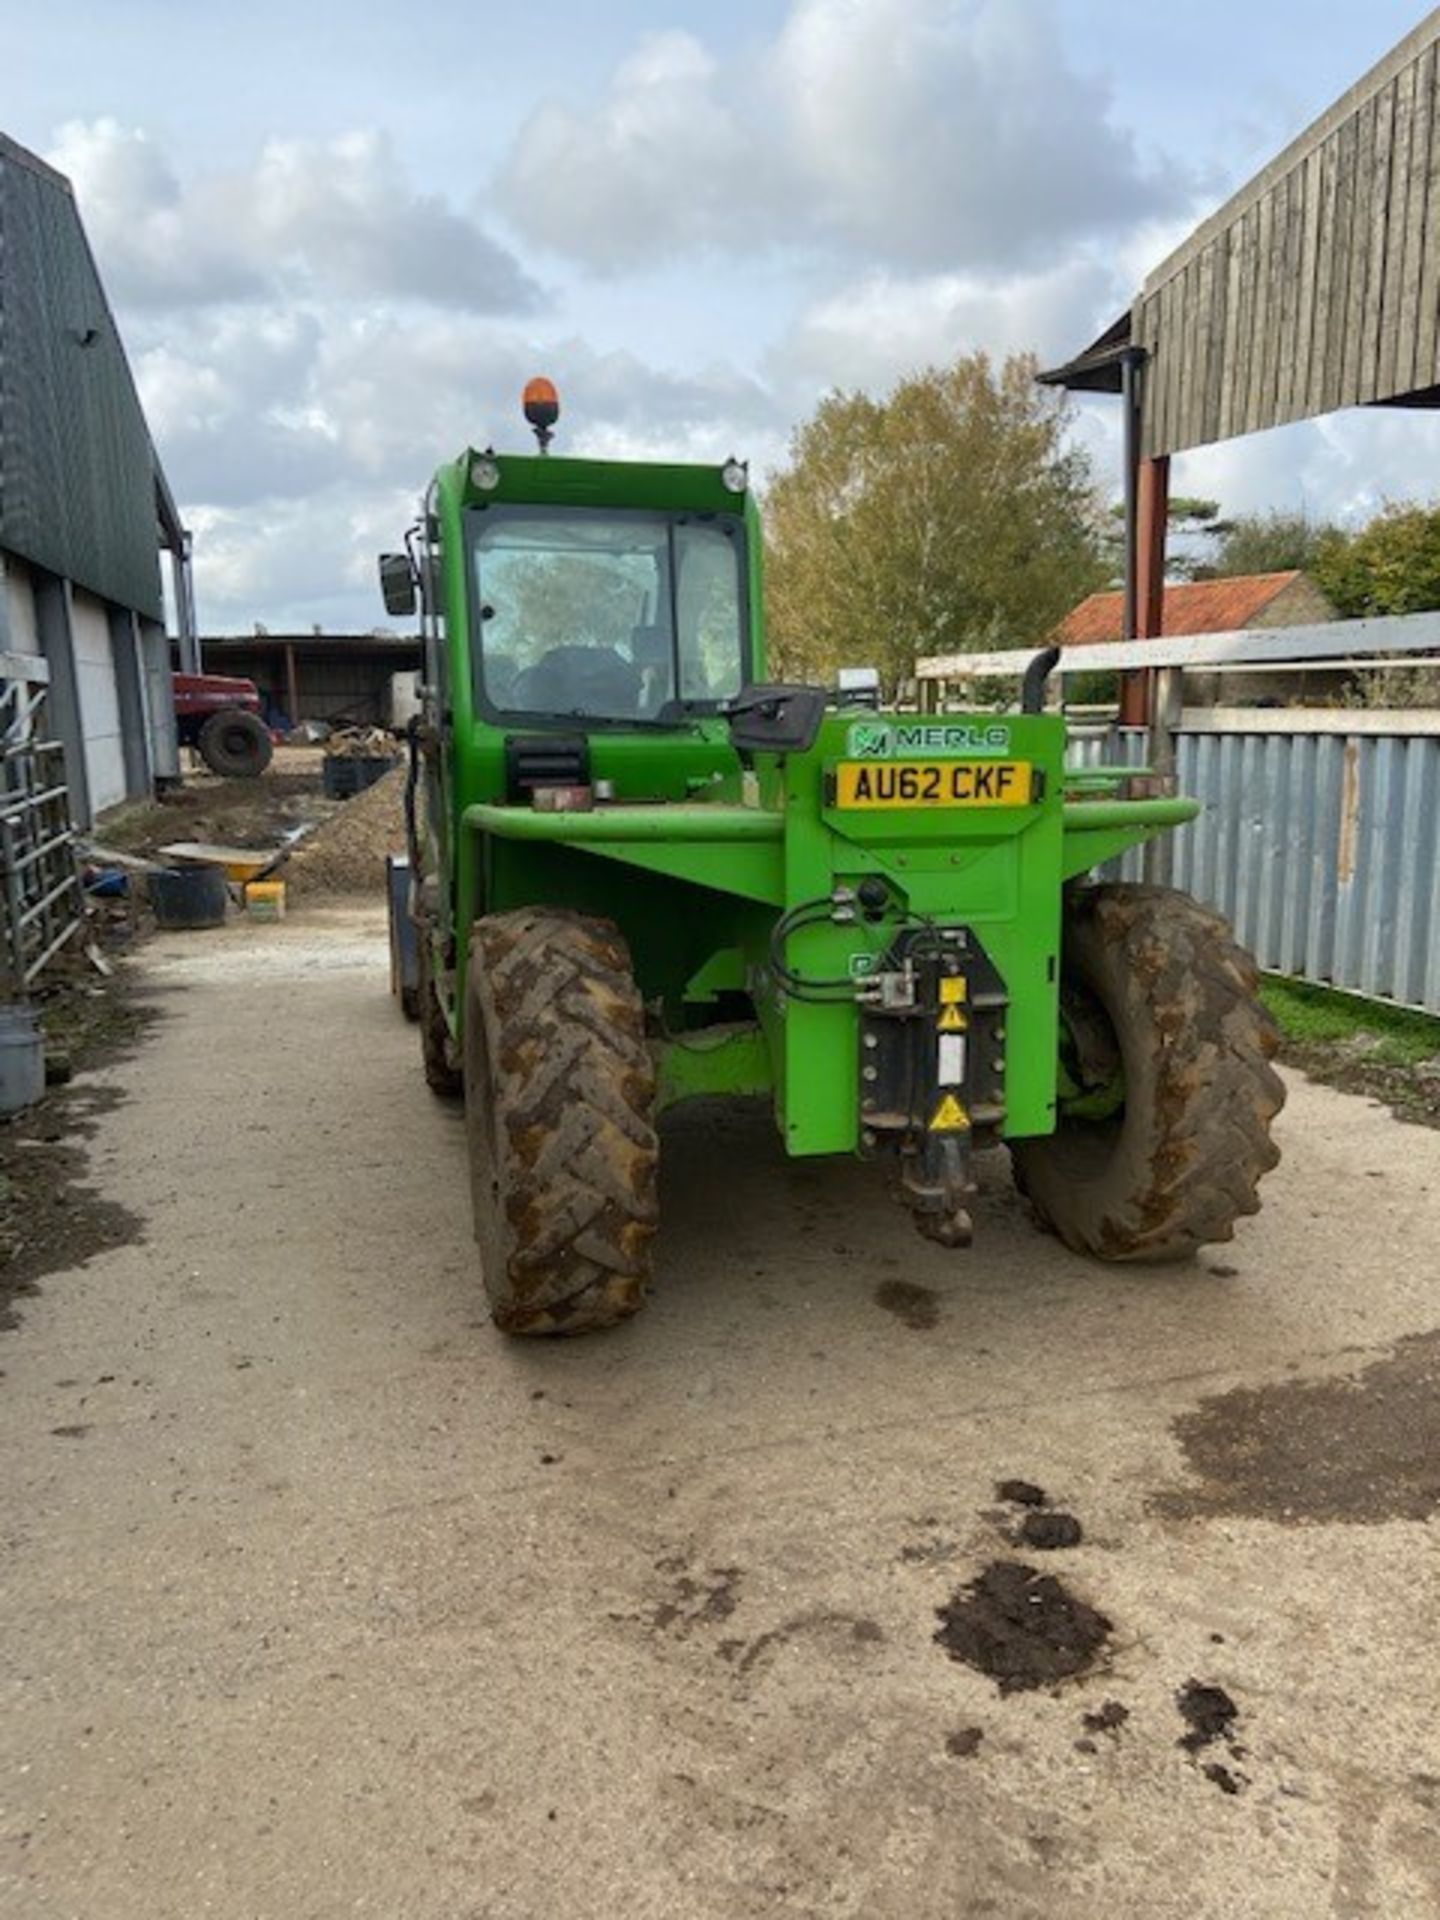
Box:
[3,903,1438,1918]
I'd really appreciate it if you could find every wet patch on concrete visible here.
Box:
[1082,1699,1130,1736]
[718,1609,885,1678]
[873,1279,940,1330]
[1154,1331,1440,1524]
[2,1084,145,1330]
[898,1532,961,1568]
[649,1554,743,1637]
[934,1561,1112,1694]
[945,1726,984,1758]
[1,977,157,1330]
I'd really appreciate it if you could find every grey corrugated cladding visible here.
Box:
[0,133,164,620]
[1070,723,1440,1014]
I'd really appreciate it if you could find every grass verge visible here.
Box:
[1262,975,1440,1127]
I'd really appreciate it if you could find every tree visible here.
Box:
[1310,502,1440,618]
[1103,496,1228,582]
[1203,508,1340,581]
[763,354,1107,688]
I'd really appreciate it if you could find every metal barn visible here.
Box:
[0,129,197,828]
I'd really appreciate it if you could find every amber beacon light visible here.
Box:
[522,377,560,453]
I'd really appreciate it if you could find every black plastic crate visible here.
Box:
[323,753,398,800]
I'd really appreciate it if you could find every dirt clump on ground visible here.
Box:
[934,1561,1112,1693]
[1018,1509,1084,1550]
[1152,1331,1440,1525]
[1176,1681,1249,1792]
[1176,1681,1239,1752]
[995,1479,1048,1507]
[286,767,408,897]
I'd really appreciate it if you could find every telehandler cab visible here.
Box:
[381,381,1283,1336]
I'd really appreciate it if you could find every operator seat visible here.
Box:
[509,644,643,715]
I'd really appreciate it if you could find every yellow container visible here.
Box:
[243,880,287,919]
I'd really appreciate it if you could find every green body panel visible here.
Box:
[656,1024,773,1110]
[409,441,1192,1162]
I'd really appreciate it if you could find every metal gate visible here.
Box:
[1,652,86,992]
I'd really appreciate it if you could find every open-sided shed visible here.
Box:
[1042,9,1440,695]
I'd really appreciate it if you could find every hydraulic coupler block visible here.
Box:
[856,926,1008,1247]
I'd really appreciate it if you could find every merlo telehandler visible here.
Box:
[380,380,1283,1336]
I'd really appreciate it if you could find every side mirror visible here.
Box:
[378,553,417,617]
[723,683,827,755]
[834,665,881,709]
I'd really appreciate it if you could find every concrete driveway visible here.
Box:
[3,903,1438,1919]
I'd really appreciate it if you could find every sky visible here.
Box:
[8,0,1440,634]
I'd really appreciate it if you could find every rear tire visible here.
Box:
[463,909,658,1336]
[1011,884,1284,1262]
[197,708,273,778]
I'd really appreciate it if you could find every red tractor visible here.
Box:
[173,672,274,778]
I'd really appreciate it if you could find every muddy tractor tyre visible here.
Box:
[1011,884,1285,1263]
[197,708,273,778]
[463,909,659,1336]
[418,937,462,1097]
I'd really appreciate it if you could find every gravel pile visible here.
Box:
[286,766,407,896]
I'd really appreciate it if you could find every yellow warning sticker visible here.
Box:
[929,1092,970,1132]
[939,976,968,1005]
[937,1004,967,1033]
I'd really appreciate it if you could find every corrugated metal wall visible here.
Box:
[1066,722,1440,1013]
[1171,730,1440,1010]
[0,139,164,621]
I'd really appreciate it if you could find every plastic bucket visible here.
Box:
[0,1003,45,1116]
[149,863,228,930]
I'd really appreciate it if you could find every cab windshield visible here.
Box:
[469,506,748,724]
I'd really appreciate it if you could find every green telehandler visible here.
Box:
[380,380,1283,1336]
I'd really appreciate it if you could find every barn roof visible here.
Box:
[1042,10,1440,454]
[1055,572,1318,645]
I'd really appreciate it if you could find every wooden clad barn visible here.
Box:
[1046,9,1440,455]
[1041,11,1440,711]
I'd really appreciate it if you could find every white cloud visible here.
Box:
[497,0,1189,274]
[134,299,778,629]
[50,119,538,312]
[1176,409,1440,528]
[769,257,1121,397]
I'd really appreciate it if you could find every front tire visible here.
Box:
[1011,885,1284,1262]
[464,910,659,1335]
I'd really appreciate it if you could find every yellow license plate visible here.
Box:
[833,760,1033,809]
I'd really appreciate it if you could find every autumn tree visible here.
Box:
[763,354,1107,688]
[1311,502,1440,617]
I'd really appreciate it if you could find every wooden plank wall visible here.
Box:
[1138,28,1440,457]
